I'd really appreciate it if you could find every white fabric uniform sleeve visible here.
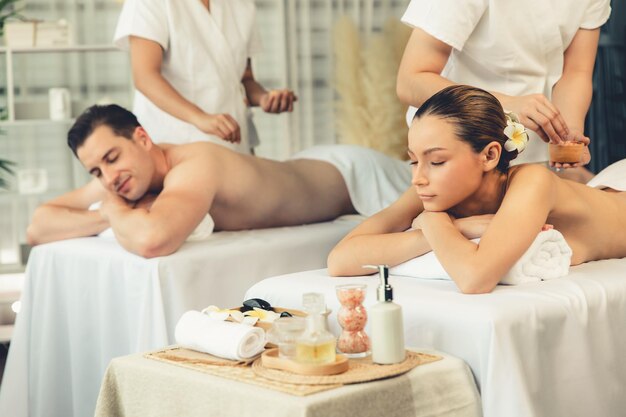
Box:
[580,0,611,29]
[247,2,263,58]
[113,0,169,51]
[400,0,489,51]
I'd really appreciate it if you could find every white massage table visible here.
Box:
[244,258,626,417]
[0,216,361,417]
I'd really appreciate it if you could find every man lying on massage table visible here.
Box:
[328,85,626,294]
[26,104,409,258]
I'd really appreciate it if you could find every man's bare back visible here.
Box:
[162,142,356,230]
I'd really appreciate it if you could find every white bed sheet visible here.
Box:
[0,216,361,417]
[244,258,626,417]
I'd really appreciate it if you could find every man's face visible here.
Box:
[77,125,154,202]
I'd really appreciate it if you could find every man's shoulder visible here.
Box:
[164,141,222,161]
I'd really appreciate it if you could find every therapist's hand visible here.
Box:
[501,94,569,144]
[260,89,298,113]
[192,113,241,144]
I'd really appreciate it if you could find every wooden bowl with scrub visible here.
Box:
[549,141,585,164]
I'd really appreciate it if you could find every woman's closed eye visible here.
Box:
[431,161,445,166]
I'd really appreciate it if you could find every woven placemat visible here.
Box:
[146,347,442,396]
[251,350,441,385]
[147,347,258,367]
[146,347,339,396]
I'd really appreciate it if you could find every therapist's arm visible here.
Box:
[129,36,241,143]
[26,179,109,245]
[396,28,454,106]
[397,28,568,143]
[241,59,297,114]
[550,28,599,167]
[100,152,218,258]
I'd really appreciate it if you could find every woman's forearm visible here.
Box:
[327,230,432,277]
[397,71,455,107]
[419,212,498,294]
[242,77,268,107]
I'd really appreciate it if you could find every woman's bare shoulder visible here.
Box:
[506,163,556,189]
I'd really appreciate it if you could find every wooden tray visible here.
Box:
[261,348,349,376]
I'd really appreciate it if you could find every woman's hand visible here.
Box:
[452,214,495,239]
[411,211,453,231]
[259,89,298,113]
[191,112,241,143]
[501,94,569,144]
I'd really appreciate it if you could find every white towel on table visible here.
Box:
[390,229,572,285]
[175,311,266,360]
[88,201,215,241]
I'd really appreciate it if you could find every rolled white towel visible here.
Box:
[175,310,266,361]
[390,229,572,285]
[88,201,215,241]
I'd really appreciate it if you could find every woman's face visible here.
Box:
[408,115,485,212]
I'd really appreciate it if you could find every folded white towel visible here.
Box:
[88,201,215,241]
[390,229,572,285]
[174,310,266,360]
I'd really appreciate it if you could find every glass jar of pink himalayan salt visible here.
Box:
[336,284,370,358]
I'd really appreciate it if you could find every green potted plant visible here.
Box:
[0,155,14,189]
[0,0,21,38]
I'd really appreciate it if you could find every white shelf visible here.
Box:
[0,44,119,54]
[0,118,76,127]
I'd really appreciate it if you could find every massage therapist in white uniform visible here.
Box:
[114,0,297,153]
[396,0,611,181]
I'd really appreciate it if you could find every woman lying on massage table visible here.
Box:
[328,85,626,294]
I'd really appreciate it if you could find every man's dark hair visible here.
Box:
[67,104,141,156]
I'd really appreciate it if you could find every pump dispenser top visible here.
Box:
[367,264,394,302]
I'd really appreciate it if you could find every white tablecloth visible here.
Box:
[244,258,626,417]
[0,216,361,417]
[94,349,482,417]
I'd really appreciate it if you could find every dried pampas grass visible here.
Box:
[333,17,412,160]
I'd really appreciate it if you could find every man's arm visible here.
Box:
[26,179,109,245]
[101,151,218,258]
[129,36,241,143]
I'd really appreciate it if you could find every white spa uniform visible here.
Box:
[114,0,262,153]
[402,0,611,164]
